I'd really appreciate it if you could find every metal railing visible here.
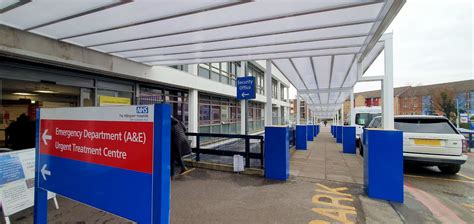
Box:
[459,129,474,150]
[289,126,296,148]
[185,132,264,168]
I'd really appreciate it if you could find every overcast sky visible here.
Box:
[290,0,473,97]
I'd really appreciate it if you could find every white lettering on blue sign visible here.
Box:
[136,106,149,114]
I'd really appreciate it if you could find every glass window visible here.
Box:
[355,113,381,127]
[394,118,458,134]
[221,105,229,122]
[169,65,188,72]
[198,65,210,79]
[200,105,210,125]
[211,105,221,124]
[211,71,220,82]
[221,75,229,85]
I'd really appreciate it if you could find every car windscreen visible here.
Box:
[394,118,458,134]
[356,113,381,127]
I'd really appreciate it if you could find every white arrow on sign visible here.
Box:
[42,129,52,145]
[242,92,249,98]
[41,164,51,181]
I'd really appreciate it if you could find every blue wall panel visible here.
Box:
[307,125,314,141]
[264,126,289,181]
[342,126,356,154]
[296,125,307,150]
[336,126,343,143]
[365,129,404,203]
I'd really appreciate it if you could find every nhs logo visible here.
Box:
[136,106,149,114]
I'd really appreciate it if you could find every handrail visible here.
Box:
[185,132,263,139]
[185,132,264,168]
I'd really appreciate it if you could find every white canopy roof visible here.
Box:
[0,0,404,118]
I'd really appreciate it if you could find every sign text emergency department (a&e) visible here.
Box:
[34,105,171,224]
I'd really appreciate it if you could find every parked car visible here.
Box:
[360,115,468,174]
[352,106,381,148]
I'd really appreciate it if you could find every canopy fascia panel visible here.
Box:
[0,0,405,119]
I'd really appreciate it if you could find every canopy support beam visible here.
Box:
[382,33,394,129]
[265,59,273,126]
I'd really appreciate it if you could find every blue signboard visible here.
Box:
[34,104,171,224]
[236,76,256,100]
[0,155,25,185]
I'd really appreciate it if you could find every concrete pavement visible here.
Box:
[290,128,364,184]
[4,126,473,223]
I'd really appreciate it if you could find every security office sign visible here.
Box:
[236,76,256,100]
[34,104,171,224]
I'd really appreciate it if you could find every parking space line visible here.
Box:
[462,203,474,212]
[457,173,474,181]
[404,174,474,184]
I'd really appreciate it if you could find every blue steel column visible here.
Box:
[153,104,171,224]
[342,126,356,154]
[296,125,307,150]
[264,126,289,180]
[307,124,314,141]
[34,108,48,224]
[336,126,343,143]
[313,125,317,137]
[365,129,403,203]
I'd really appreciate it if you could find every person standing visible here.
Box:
[170,117,191,177]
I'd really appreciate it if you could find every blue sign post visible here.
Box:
[34,104,171,223]
[236,76,256,100]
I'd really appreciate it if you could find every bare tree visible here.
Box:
[431,87,456,121]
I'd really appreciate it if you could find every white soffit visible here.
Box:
[0,0,404,116]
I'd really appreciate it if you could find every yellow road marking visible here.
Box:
[457,173,474,181]
[180,168,195,175]
[462,203,474,212]
[404,174,474,184]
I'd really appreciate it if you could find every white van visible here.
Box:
[353,106,381,146]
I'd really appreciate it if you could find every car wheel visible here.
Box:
[359,144,364,157]
[438,165,461,174]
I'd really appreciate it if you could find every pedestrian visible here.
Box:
[170,117,191,177]
[324,120,327,127]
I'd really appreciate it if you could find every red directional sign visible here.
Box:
[40,120,154,174]
[35,105,171,224]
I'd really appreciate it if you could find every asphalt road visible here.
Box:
[393,153,474,223]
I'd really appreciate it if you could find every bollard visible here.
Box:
[342,126,356,154]
[296,125,307,150]
[336,126,343,143]
[264,126,289,181]
[365,129,403,203]
[313,125,317,137]
[307,125,314,141]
